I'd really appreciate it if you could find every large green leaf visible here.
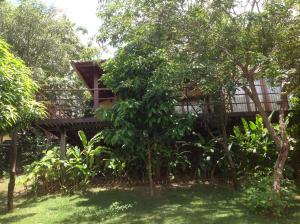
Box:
[78,130,88,147]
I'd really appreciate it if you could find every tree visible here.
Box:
[0,0,97,89]
[0,38,45,211]
[98,41,191,196]
[182,0,299,192]
[97,0,241,189]
[289,92,300,185]
[97,0,300,191]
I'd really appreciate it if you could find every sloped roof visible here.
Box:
[71,61,104,89]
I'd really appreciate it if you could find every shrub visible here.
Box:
[230,115,277,174]
[23,131,109,193]
[22,149,61,193]
[239,172,296,216]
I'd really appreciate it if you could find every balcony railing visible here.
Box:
[37,86,289,119]
[37,88,116,119]
[177,92,288,115]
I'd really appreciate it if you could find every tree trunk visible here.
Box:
[147,143,154,196]
[243,80,282,149]
[7,132,17,212]
[243,75,290,192]
[213,91,240,190]
[273,143,289,192]
[273,100,290,192]
[221,125,240,190]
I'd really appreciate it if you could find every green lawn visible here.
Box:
[0,179,300,224]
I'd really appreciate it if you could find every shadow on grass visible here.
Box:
[1,184,299,224]
[60,185,300,224]
[57,185,253,224]
[0,213,36,223]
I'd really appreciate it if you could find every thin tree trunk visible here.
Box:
[242,75,290,192]
[7,132,17,212]
[147,143,154,196]
[213,91,240,190]
[221,125,240,190]
[273,100,290,192]
[243,80,281,149]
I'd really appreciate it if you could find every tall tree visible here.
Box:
[98,41,191,196]
[0,38,45,211]
[184,0,299,191]
[0,0,96,89]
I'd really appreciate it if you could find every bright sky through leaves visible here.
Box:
[11,0,100,44]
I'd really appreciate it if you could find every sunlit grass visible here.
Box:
[0,177,299,224]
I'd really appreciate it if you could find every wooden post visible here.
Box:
[7,132,17,212]
[59,128,66,185]
[245,95,252,112]
[260,79,271,111]
[93,73,99,109]
[60,128,66,160]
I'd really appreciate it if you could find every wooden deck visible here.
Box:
[35,84,289,145]
[36,117,110,145]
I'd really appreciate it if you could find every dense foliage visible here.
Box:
[0,0,97,89]
[97,0,299,192]
[230,115,277,174]
[0,38,45,133]
[289,93,300,185]
[23,131,108,193]
[97,41,192,194]
[239,172,296,216]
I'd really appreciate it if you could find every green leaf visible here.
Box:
[249,121,257,131]
[78,130,88,146]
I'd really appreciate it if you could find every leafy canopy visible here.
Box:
[98,40,191,149]
[98,0,299,93]
[0,0,97,89]
[0,38,45,133]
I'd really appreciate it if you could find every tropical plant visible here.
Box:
[65,131,109,189]
[0,38,45,133]
[23,149,61,193]
[23,131,109,193]
[230,115,277,174]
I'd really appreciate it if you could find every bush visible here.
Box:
[230,115,277,174]
[22,149,61,193]
[239,172,296,216]
[23,131,109,193]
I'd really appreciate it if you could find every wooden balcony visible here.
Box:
[37,88,117,119]
[35,84,289,150]
[37,85,289,120]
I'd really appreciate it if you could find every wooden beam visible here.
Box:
[260,79,272,111]
[60,128,67,160]
[71,61,91,89]
[93,73,99,109]
[245,95,252,112]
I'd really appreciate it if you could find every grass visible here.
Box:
[0,178,300,224]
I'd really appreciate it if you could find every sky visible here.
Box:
[41,0,100,44]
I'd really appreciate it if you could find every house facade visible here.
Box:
[36,61,289,157]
